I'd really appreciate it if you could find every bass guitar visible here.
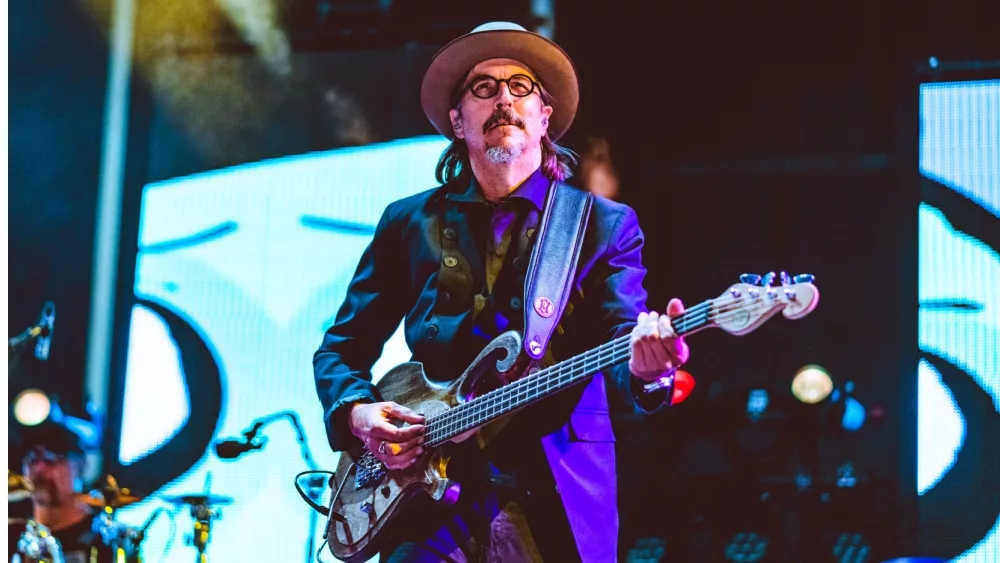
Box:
[325,272,819,562]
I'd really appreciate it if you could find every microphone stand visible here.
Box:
[228,411,324,563]
[8,325,48,364]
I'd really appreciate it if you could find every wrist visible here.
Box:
[347,401,366,432]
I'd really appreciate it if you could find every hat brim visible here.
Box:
[11,420,86,462]
[420,29,579,142]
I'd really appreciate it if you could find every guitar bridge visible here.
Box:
[354,449,386,490]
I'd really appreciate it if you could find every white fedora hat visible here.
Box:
[420,21,579,141]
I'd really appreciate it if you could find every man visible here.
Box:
[314,22,689,562]
[12,422,111,563]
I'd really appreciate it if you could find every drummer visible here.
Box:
[14,421,110,563]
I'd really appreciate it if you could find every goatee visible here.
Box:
[485,144,525,164]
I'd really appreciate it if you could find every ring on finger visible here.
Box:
[379,440,387,455]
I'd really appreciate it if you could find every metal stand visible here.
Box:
[163,494,231,563]
[81,475,146,562]
[188,502,221,563]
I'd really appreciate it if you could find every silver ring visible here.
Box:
[378,440,387,455]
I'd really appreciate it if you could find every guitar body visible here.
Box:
[327,331,533,563]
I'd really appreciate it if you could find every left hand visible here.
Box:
[629,298,691,382]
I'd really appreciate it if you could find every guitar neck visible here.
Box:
[423,299,714,446]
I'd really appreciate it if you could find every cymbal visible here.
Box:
[75,474,145,509]
[8,470,33,503]
[162,494,233,507]
[78,491,145,509]
[76,489,144,509]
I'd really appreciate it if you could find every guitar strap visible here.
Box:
[522,182,594,360]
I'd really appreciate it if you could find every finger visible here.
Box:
[676,337,690,365]
[390,434,425,455]
[666,298,685,316]
[646,311,660,327]
[630,336,658,374]
[385,446,425,470]
[387,403,425,424]
[631,315,650,343]
[646,336,674,370]
[657,315,684,365]
[371,422,425,443]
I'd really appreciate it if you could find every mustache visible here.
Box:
[482,109,525,134]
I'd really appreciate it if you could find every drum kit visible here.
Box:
[8,471,234,563]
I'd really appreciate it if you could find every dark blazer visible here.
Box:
[313,173,668,562]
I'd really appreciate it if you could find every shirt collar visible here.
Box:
[508,167,550,211]
[446,167,550,210]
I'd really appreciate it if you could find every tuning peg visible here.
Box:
[740,273,762,286]
[792,274,815,284]
[761,272,776,288]
[780,271,791,286]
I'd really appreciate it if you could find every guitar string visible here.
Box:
[425,342,632,445]
[424,292,806,444]
[422,299,714,440]
[423,296,794,444]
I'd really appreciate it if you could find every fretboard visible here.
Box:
[423,299,713,446]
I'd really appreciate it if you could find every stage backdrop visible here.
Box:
[917,78,999,562]
[110,136,449,563]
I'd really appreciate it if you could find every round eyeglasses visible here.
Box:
[23,449,68,465]
[464,74,538,99]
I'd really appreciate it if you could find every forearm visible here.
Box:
[312,202,405,451]
[314,345,380,451]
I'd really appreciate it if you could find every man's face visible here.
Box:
[22,447,77,506]
[449,58,553,165]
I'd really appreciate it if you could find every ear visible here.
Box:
[448,108,465,139]
[541,105,553,133]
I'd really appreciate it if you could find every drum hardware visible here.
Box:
[12,519,65,563]
[9,470,34,503]
[77,475,145,510]
[163,494,233,563]
[79,475,147,563]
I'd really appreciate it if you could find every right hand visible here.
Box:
[349,402,426,470]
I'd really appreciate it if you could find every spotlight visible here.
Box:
[791,365,833,404]
[13,389,51,426]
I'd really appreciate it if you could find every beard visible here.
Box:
[482,107,527,164]
[485,143,525,164]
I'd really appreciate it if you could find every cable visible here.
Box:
[294,470,335,516]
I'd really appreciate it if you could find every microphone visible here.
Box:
[214,419,267,460]
[214,438,264,460]
[35,301,56,361]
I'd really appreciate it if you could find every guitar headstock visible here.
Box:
[709,272,819,336]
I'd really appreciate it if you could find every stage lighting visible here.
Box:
[12,390,102,450]
[746,388,769,422]
[626,536,666,563]
[724,532,771,562]
[791,365,833,404]
[13,389,52,426]
[831,532,872,563]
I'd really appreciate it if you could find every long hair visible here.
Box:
[434,84,578,185]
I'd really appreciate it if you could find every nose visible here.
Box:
[494,82,514,108]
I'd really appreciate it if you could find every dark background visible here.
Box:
[9,1,999,561]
